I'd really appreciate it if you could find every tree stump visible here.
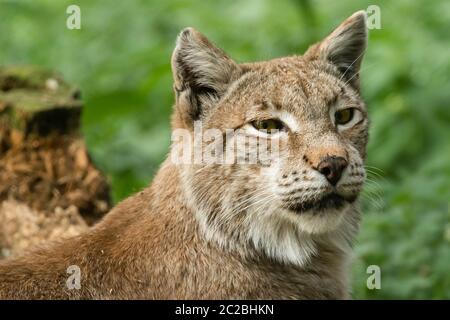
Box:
[0,65,111,259]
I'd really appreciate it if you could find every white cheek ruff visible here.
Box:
[247,209,318,266]
[291,207,348,234]
[176,139,359,268]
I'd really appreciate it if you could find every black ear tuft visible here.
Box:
[171,28,240,120]
[306,11,368,90]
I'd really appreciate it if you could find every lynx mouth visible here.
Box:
[285,193,357,214]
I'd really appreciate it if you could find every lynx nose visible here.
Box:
[316,156,348,186]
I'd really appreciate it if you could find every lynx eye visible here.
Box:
[334,108,355,125]
[251,119,284,132]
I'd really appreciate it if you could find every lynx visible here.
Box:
[0,11,369,299]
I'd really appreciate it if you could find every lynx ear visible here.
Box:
[171,28,240,121]
[305,11,368,90]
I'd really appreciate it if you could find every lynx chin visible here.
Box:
[0,11,369,299]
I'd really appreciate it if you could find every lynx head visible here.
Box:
[171,11,368,265]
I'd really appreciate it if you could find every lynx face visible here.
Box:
[171,11,368,265]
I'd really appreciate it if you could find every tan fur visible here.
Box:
[0,11,369,299]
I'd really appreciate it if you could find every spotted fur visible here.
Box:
[0,11,369,299]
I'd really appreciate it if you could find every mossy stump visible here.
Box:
[0,66,112,258]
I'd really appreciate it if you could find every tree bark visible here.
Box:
[0,65,111,259]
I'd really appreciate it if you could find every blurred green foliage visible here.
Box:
[1,0,449,299]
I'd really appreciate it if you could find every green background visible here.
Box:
[1,0,449,299]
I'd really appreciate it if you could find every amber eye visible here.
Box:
[334,108,355,125]
[251,119,284,132]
